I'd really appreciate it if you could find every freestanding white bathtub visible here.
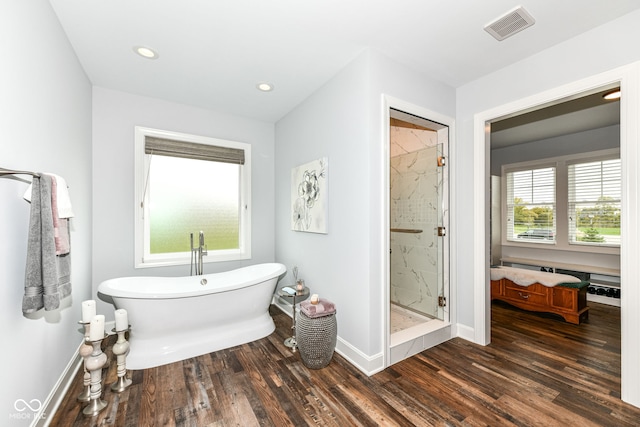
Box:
[98,263,286,369]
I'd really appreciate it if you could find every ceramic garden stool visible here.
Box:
[296,298,337,369]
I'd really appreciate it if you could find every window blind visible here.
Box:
[145,136,245,165]
[568,159,620,246]
[506,167,555,241]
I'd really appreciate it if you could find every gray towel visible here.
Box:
[23,175,67,313]
[57,249,72,299]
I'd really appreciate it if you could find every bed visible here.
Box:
[490,266,589,324]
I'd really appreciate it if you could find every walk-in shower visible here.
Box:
[388,107,450,363]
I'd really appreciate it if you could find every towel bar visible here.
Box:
[0,167,40,178]
[390,228,423,234]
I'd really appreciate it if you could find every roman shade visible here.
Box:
[145,136,245,165]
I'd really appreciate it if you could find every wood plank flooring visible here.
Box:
[50,302,640,426]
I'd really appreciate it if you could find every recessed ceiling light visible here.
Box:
[133,46,159,59]
[603,89,621,100]
[256,82,274,92]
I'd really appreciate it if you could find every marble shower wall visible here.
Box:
[390,124,441,318]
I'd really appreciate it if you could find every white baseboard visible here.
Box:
[456,323,476,343]
[33,341,83,427]
[587,293,621,307]
[271,299,384,376]
[335,338,385,376]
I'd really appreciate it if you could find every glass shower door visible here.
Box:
[389,119,447,321]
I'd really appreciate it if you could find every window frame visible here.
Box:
[500,149,620,255]
[504,163,557,245]
[134,126,251,268]
[567,155,621,248]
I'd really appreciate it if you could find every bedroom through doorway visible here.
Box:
[487,84,622,381]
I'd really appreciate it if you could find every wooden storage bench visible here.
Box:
[490,267,590,324]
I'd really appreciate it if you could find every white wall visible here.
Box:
[457,9,640,328]
[92,87,276,316]
[275,49,454,368]
[368,52,455,355]
[0,1,92,425]
[275,52,372,354]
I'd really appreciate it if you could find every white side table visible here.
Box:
[277,287,310,351]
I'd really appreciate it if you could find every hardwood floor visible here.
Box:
[50,302,640,426]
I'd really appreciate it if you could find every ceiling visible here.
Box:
[48,1,640,124]
[490,87,621,149]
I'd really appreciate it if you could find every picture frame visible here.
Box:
[291,157,328,233]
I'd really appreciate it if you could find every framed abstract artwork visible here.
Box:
[291,157,328,233]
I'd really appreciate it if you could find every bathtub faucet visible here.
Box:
[190,231,208,276]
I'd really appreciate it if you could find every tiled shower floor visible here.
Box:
[390,303,434,334]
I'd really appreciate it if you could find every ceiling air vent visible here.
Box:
[484,6,535,41]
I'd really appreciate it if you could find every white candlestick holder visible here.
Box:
[110,326,132,393]
[82,336,108,416]
[77,321,92,402]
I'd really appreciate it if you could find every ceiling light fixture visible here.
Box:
[256,82,274,92]
[133,46,159,59]
[603,89,621,100]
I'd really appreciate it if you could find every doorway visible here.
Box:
[472,63,640,407]
[384,99,454,367]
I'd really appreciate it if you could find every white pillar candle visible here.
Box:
[81,300,96,323]
[114,309,128,331]
[89,315,105,341]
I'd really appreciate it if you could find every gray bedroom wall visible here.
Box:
[490,124,620,176]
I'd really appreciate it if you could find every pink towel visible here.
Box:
[50,176,70,255]
[300,298,336,318]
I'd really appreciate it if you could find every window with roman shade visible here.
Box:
[134,127,251,268]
